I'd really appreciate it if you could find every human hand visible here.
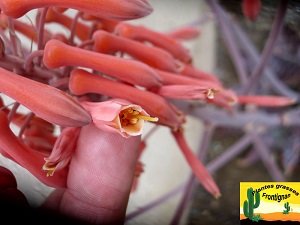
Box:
[42,123,141,224]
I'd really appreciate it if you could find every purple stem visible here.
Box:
[206,0,248,86]
[69,11,83,45]
[250,130,285,181]
[8,102,20,122]
[216,2,299,100]
[24,50,44,72]
[37,7,48,51]
[0,29,13,52]
[206,133,252,173]
[173,101,283,128]
[36,7,48,66]
[0,53,59,79]
[7,18,23,57]
[18,112,34,138]
[236,147,260,168]
[239,0,288,94]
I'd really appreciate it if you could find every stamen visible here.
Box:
[119,107,158,126]
[135,114,158,122]
[205,88,220,99]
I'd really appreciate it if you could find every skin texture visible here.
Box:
[44,123,141,224]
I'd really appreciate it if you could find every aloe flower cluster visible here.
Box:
[0,0,298,224]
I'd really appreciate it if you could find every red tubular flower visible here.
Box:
[154,68,222,90]
[206,89,237,109]
[43,39,162,89]
[0,0,153,20]
[179,64,222,85]
[242,0,261,21]
[69,68,185,130]
[166,26,201,40]
[237,95,296,107]
[93,30,180,72]
[0,67,91,127]
[115,23,192,63]
[151,85,217,100]
[0,110,67,188]
[172,131,221,198]
[81,98,158,138]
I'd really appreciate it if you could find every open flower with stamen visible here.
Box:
[81,98,158,138]
[69,68,184,130]
[43,126,81,176]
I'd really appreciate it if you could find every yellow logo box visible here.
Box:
[240,182,300,222]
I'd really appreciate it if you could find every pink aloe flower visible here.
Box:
[172,130,221,198]
[0,110,68,188]
[43,127,81,176]
[69,68,185,130]
[0,0,153,20]
[81,98,158,138]
[43,39,162,89]
[166,26,201,40]
[237,95,296,107]
[115,22,192,63]
[242,0,261,21]
[0,67,91,127]
[151,85,219,100]
[93,30,180,72]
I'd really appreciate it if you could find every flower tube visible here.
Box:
[0,67,91,127]
[237,95,296,107]
[0,0,153,20]
[115,23,192,63]
[93,30,180,72]
[43,39,162,89]
[152,85,217,100]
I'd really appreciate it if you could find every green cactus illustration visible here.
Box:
[243,187,260,221]
[283,202,291,214]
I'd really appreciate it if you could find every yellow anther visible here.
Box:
[135,114,158,122]
[119,107,158,126]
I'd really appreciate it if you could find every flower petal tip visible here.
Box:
[214,193,222,199]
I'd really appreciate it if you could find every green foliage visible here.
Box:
[243,187,261,221]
